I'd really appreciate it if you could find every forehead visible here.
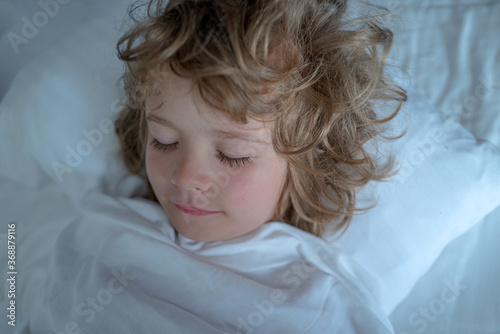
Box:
[145,73,274,139]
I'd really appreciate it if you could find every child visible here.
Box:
[31,0,406,333]
[115,0,406,243]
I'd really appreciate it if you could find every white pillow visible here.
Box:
[0,5,144,199]
[1,0,499,316]
[332,87,500,314]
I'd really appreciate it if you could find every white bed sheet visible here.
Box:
[381,0,500,146]
[24,190,394,334]
[390,206,500,334]
[1,0,500,333]
[378,0,500,332]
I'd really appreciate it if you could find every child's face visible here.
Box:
[145,74,288,242]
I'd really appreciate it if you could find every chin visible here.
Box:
[175,228,224,242]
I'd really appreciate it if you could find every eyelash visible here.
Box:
[151,139,177,152]
[150,139,252,168]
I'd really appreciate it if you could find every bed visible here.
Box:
[0,0,499,333]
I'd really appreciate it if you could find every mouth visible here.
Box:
[174,204,222,217]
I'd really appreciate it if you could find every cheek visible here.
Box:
[225,161,287,209]
[145,149,169,191]
[145,149,155,179]
[228,178,261,206]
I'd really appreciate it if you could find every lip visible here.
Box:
[174,204,222,217]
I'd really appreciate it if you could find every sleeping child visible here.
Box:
[115,0,406,241]
[30,0,407,333]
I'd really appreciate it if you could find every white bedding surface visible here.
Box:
[1,179,499,333]
[1,182,394,333]
[381,0,500,146]
[1,0,500,333]
[380,1,500,331]
[390,206,500,334]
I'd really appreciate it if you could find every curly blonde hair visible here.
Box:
[115,0,407,238]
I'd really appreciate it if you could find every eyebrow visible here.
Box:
[146,114,176,129]
[145,114,271,145]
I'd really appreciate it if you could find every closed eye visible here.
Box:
[217,152,252,168]
[151,138,177,152]
[150,138,252,168]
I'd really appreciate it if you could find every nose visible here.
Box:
[170,151,212,192]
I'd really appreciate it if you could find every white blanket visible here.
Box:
[2,1,500,333]
[28,192,394,333]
